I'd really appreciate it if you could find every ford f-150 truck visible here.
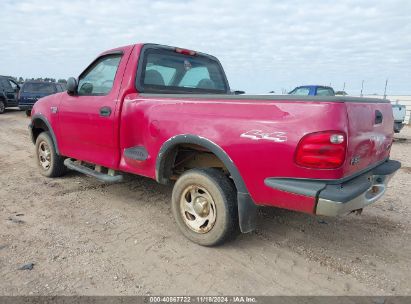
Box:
[29,43,400,246]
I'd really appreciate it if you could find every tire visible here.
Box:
[25,110,31,117]
[171,168,239,246]
[0,100,5,114]
[35,132,67,177]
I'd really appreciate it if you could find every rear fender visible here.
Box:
[156,134,257,233]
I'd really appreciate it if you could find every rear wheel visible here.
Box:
[171,168,239,246]
[0,100,5,114]
[35,132,66,177]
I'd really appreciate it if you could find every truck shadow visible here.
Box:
[238,204,402,254]
[59,170,402,254]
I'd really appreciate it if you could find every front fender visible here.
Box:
[30,114,60,155]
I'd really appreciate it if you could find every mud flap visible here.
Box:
[237,192,257,233]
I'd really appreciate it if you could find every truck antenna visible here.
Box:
[360,80,364,97]
[383,79,388,99]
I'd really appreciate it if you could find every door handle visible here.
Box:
[99,106,112,117]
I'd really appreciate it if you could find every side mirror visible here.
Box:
[67,77,78,95]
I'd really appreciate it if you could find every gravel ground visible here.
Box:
[0,109,410,296]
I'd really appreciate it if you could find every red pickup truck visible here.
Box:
[29,43,400,246]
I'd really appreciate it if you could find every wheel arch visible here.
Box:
[30,114,60,155]
[156,134,257,233]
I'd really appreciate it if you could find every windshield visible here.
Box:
[22,83,56,94]
[137,47,229,94]
[289,87,310,96]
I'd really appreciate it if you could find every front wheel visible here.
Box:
[0,100,5,114]
[35,132,67,177]
[171,168,239,246]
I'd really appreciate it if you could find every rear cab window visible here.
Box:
[316,87,335,96]
[22,82,57,94]
[136,45,229,94]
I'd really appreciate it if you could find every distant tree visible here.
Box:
[18,77,24,83]
[58,79,67,84]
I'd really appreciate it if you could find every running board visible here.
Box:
[64,159,123,183]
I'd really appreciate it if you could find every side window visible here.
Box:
[1,79,12,90]
[316,88,334,96]
[78,54,122,96]
[8,80,18,91]
[290,87,310,96]
[179,67,212,88]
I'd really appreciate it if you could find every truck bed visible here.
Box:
[140,93,390,103]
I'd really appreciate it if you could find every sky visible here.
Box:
[1,0,410,94]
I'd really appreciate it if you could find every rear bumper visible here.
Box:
[19,104,34,110]
[265,160,401,216]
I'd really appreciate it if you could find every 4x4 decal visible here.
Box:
[240,130,287,142]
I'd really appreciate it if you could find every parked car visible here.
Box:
[392,103,406,133]
[29,43,400,246]
[335,91,348,96]
[0,75,20,114]
[19,81,65,116]
[289,85,335,96]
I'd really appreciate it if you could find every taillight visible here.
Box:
[295,131,347,169]
[175,47,196,56]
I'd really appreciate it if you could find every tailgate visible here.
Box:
[344,102,394,176]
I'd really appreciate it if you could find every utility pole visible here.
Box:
[343,82,346,92]
[383,79,388,99]
[360,80,364,97]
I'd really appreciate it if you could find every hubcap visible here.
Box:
[180,185,217,233]
[38,141,51,170]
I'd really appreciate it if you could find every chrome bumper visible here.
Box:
[316,172,396,216]
[264,159,401,217]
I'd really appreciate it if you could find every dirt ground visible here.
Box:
[0,109,410,296]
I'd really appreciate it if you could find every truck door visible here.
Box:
[1,78,19,106]
[58,53,126,168]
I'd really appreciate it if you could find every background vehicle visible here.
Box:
[289,85,335,96]
[335,90,348,96]
[29,43,400,246]
[19,81,65,116]
[0,75,20,114]
[392,103,406,133]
